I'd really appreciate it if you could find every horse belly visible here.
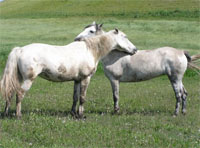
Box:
[39,62,95,82]
[119,68,164,82]
[39,69,78,82]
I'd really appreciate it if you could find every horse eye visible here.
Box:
[90,30,94,33]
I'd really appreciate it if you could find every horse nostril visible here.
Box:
[74,37,81,41]
[131,49,137,55]
[133,48,138,54]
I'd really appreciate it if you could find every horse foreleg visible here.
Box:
[71,81,80,117]
[78,77,91,118]
[16,79,33,119]
[110,79,120,113]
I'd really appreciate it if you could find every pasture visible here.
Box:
[0,0,200,147]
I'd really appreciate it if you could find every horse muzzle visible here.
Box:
[130,48,138,55]
[74,37,81,41]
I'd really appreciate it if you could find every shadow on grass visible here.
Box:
[0,108,173,119]
[86,108,172,116]
[122,108,172,116]
[0,109,71,119]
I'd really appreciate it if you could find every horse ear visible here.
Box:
[97,23,103,30]
[99,23,103,28]
[114,28,119,34]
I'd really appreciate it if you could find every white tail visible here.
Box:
[0,47,22,101]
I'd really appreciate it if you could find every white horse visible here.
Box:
[0,29,137,118]
[75,22,200,116]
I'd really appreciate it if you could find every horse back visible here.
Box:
[121,47,187,81]
[17,42,96,82]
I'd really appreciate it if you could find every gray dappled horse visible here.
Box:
[75,22,200,116]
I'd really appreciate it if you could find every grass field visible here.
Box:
[0,0,200,147]
[0,0,199,20]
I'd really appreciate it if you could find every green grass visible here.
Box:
[0,0,199,20]
[0,76,200,147]
[0,18,200,61]
[0,18,199,74]
[0,0,200,147]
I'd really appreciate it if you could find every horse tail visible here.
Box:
[191,54,200,62]
[184,51,191,62]
[184,51,200,73]
[0,47,22,101]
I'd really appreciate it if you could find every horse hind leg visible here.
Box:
[16,79,33,119]
[170,79,183,116]
[174,88,182,116]
[4,95,14,117]
[4,101,10,116]
[181,86,187,115]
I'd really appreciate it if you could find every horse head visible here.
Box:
[110,29,137,55]
[74,21,104,41]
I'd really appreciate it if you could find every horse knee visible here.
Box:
[21,80,33,92]
[182,93,187,101]
[175,92,181,102]
[183,87,188,97]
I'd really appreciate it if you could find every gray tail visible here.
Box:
[185,52,200,73]
[184,51,191,62]
[191,54,200,61]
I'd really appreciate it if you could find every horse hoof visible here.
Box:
[114,108,120,114]
[173,114,177,118]
[173,112,178,117]
[70,111,78,117]
[78,114,86,120]
[3,112,9,117]
[0,112,5,118]
[16,115,22,120]
[182,111,186,115]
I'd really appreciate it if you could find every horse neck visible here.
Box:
[84,34,115,63]
[96,30,106,35]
